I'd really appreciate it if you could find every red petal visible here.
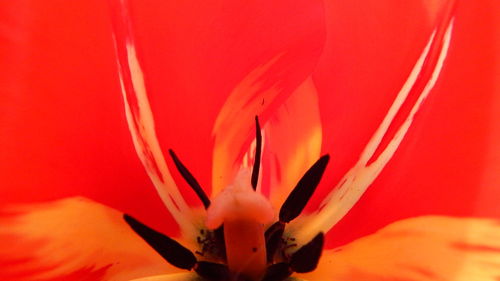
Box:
[122,0,326,197]
[313,0,500,247]
[0,0,327,232]
[0,1,175,230]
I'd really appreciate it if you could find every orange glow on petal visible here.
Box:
[0,198,180,281]
[298,216,500,281]
[130,273,199,281]
[265,76,323,210]
[212,57,291,196]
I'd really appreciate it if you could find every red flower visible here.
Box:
[1,0,499,280]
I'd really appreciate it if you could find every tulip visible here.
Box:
[1,0,499,281]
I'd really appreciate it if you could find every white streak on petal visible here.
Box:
[292,21,454,244]
[110,0,194,234]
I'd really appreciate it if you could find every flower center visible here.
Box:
[123,117,329,281]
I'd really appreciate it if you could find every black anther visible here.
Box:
[264,221,285,263]
[214,225,227,261]
[251,115,262,190]
[194,261,230,281]
[289,233,324,273]
[261,262,292,281]
[279,155,330,223]
[124,214,197,270]
[168,149,211,209]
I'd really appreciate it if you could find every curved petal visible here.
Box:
[109,0,195,235]
[120,0,326,198]
[265,76,322,209]
[314,0,453,173]
[313,0,449,191]
[0,0,326,231]
[314,0,500,248]
[212,72,323,200]
[0,197,183,280]
[298,216,500,281]
[291,5,455,244]
[211,56,295,196]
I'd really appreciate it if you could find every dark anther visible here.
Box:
[279,155,330,223]
[123,214,197,270]
[168,149,211,209]
[195,226,226,261]
[251,115,262,190]
[261,262,292,281]
[214,225,227,261]
[194,261,230,281]
[264,222,285,263]
[289,233,324,273]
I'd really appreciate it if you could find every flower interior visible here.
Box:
[124,117,329,281]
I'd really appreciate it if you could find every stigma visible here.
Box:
[206,168,275,280]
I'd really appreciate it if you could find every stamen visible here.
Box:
[261,262,292,281]
[289,232,324,273]
[196,226,227,261]
[251,116,262,191]
[168,149,211,209]
[279,155,330,223]
[264,222,285,263]
[125,116,330,281]
[123,214,197,270]
[194,261,230,281]
[214,226,227,261]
